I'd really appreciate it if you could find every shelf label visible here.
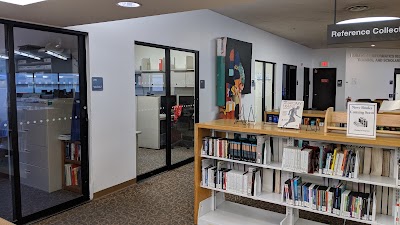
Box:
[347,102,377,139]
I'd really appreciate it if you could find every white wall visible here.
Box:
[311,48,400,111]
[311,48,346,111]
[345,48,400,102]
[69,9,312,195]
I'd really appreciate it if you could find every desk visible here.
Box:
[264,110,326,122]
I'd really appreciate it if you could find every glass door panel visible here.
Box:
[170,50,195,165]
[13,27,83,217]
[135,45,167,176]
[0,24,14,222]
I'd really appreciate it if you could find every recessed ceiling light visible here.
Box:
[0,0,46,6]
[117,1,141,8]
[371,44,376,47]
[337,17,400,24]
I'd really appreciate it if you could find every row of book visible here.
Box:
[283,177,374,221]
[202,136,271,164]
[266,115,324,127]
[65,142,81,161]
[282,145,360,178]
[65,164,81,186]
[201,159,261,196]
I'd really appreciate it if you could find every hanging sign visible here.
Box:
[346,102,377,139]
[327,20,400,44]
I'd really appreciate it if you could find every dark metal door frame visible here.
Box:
[135,41,199,180]
[256,60,276,122]
[283,64,297,100]
[1,18,89,225]
[303,67,310,109]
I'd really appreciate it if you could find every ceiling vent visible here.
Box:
[346,5,369,12]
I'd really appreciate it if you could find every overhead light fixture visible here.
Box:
[337,17,400,24]
[371,44,376,47]
[0,0,46,6]
[0,55,8,60]
[45,50,68,60]
[14,50,41,60]
[117,1,141,8]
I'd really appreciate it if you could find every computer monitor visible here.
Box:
[179,96,194,106]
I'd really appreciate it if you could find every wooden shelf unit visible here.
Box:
[61,140,82,194]
[194,119,400,225]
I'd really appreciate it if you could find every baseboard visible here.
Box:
[93,179,136,199]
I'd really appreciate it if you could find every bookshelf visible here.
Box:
[61,140,82,194]
[194,117,400,225]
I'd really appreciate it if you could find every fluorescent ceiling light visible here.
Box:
[0,55,8,60]
[117,1,141,8]
[0,0,46,6]
[337,17,400,24]
[14,50,41,60]
[45,50,68,60]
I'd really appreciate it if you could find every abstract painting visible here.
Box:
[216,37,252,119]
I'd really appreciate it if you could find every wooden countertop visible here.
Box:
[265,110,326,118]
[0,218,13,225]
[196,119,400,148]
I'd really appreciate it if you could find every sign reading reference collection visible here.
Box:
[327,20,400,44]
[346,102,377,139]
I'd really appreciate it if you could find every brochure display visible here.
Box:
[347,102,377,139]
[277,100,304,129]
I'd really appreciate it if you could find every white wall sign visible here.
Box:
[278,100,304,129]
[346,102,377,139]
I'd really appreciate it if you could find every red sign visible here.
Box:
[321,79,329,83]
[321,61,329,67]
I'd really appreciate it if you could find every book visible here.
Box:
[277,100,304,129]
[363,147,372,175]
[262,169,274,193]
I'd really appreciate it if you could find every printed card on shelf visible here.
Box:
[346,102,377,139]
[278,100,304,129]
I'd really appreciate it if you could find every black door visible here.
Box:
[282,64,297,100]
[312,68,337,110]
[303,68,310,109]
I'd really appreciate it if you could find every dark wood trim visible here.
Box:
[93,179,137,199]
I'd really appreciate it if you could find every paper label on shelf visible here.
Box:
[346,102,377,139]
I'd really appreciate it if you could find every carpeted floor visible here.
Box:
[137,147,193,175]
[33,162,364,225]
[0,178,81,221]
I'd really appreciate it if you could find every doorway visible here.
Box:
[312,68,337,110]
[303,68,310,109]
[0,20,89,224]
[394,68,400,100]
[255,60,275,122]
[135,42,199,181]
[282,64,297,100]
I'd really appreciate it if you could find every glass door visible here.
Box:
[0,23,14,223]
[13,27,86,218]
[135,44,168,177]
[170,49,195,165]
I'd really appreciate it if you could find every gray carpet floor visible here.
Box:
[137,146,193,175]
[33,163,364,225]
[0,178,81,222]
